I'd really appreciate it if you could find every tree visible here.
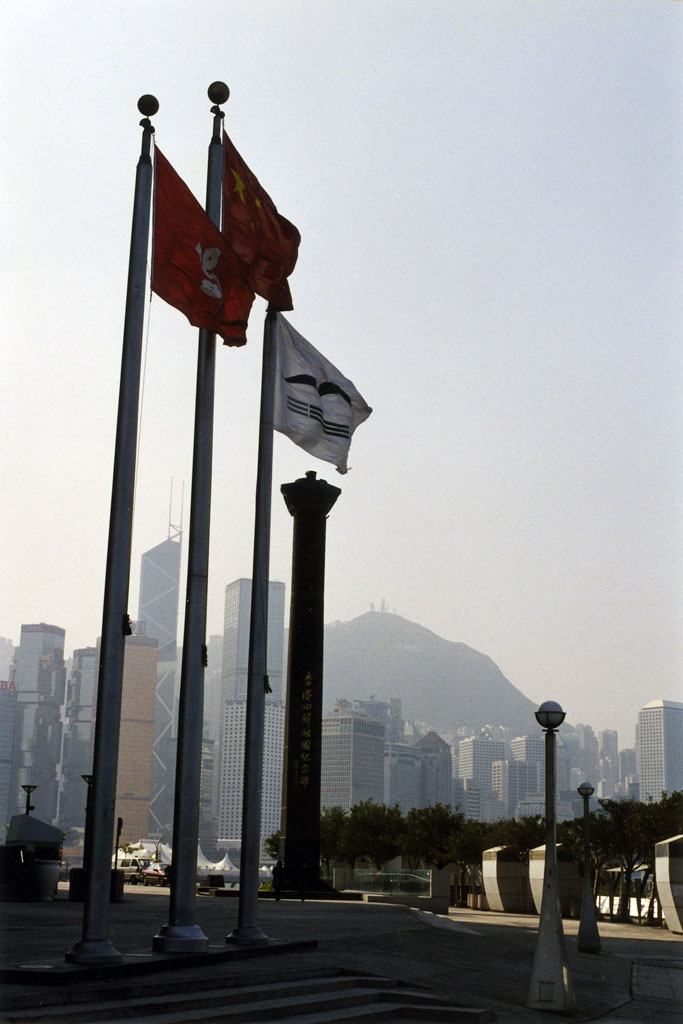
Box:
[450,819,494,892]
[345,801,404,870]
[557,808,613,905]
[488,815,544,862]
[598,799,650,921]
[319,806,348,874]
[264,830,281,860]
[557,794,683,922]
[589,810,618,899]
[403,804,464,870]
[558,812,595,890]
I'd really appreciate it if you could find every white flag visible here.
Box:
[273,313,372,474]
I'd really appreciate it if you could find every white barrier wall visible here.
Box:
[655,834,683,935]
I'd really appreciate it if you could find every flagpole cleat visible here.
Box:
[137,95,159,118]
[208,81,230,105]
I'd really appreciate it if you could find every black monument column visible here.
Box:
[280,470,341,891]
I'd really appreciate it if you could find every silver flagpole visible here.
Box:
[153,82,229,953]
[67,95,158,964]
[228,307,278,944]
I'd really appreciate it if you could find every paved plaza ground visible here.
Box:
[0,884,681,1022]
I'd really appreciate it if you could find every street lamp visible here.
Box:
[21,785,37,815]
[577,782,601,954]
[527,701,576,1012]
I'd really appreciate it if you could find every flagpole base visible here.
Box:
[526,921,576,1011]
[66,939,123,964]
[152,924,209,953]
[226,925,269,946]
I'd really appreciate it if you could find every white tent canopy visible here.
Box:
[116,841,272,883]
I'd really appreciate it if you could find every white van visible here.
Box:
[116,855,151,884]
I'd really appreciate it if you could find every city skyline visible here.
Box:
[2,2,681,749]
[3,607,678,837]
[3,609,676,753]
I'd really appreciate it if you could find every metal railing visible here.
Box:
[342,869,430,895]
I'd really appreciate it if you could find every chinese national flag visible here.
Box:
[223,132,301,311]
[152,147,255,346]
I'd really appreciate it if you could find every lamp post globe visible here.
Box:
[535,700,566,731]
[577,781,594,800]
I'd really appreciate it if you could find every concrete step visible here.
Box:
[2,970,378,1019]
[2,973,492,1024]
[274,997,494,1023]
[94,992,491,1024]
[1,964,336,1012]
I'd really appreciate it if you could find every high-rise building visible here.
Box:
[597,729,619,799]
[353,696,404,742]
[617,747,638,797]
[637,700,683,802]
[450,746,459,780]
[556,736,572,795]
[458,736,505,790]
[321,712,385,811]
[8,624,66,823]
[510,733,572,801]
[596,760,616,799]
[416,730,452,806]
[0,680,18,826]
[57,646,97,830]
[213,579,286,835]
[114,635,158,844]
[216,698,285,852]
[0,638,14,681]
[137,527,181,838]
[451,775,466,815]
[138,533,181,663]
[199,738,217,857]
[451,776,485,821]
[511,735,544,794]
[384,742,422,811]
[574,723,599,783]
[492,759,539,818]
[203,634,224,742]
[221,579,285,702]
[623,777,640,800]
[598,729,619,762]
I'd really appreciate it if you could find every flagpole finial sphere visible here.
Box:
[208,82,230,105]
[137,95,159,117]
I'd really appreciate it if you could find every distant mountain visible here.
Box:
[323,611,537,737]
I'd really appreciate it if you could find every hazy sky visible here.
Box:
[2,1,681,745]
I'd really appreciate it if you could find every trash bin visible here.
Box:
[69,867,125,902]
[3,815,63,902]
[35,859,61,901]
[0,844,36,901]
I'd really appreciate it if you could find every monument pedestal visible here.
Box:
[280,471,341,889]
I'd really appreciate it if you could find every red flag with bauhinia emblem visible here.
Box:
[152,146,255,346]
[222,131,301,311]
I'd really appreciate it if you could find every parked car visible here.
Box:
[118,856,151,884]
[142,862,170,887]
